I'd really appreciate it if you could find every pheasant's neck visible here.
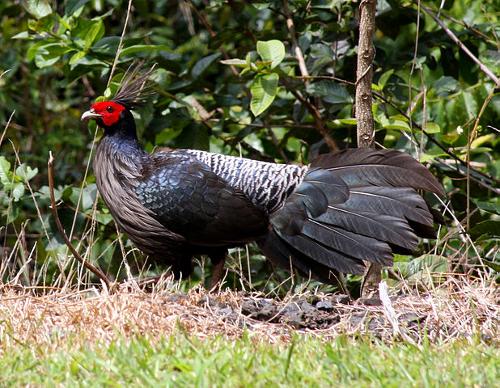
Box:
[93,134,148,232]
[103,132,146,159]
[94,134,149,189]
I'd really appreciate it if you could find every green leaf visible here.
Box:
[65,0,90,17]
[384,115,411,131]
[68,56,107,68]
[424,122,441,134]
[474,198,499,215]
[461,91,478,119]
[470,220,500,239]
[39,185,63,203]
[328,118,357,128]
[245,51,258,66]
[256,40,286,69]
[419,153,439,163]
[250,73,279,116]
[471,134,496,148]
[191,53,221,79]
[71,18,104,50]
[84,20,104,50]
[433,76,459,97]
[15,164,38,182]
[12,31,30,40]
[69,51,86,66]
[378,69,394,89]
[12,183,25,201]
[482,259,500,272]
[408,255,448,275]
[220,58,247,67]
[0,156,11,185]
[306,81,352,104]
[466,146,492,154]
[394,254,448,286]
[120,44,173,57]
[95,212,114,225]
[70,184,97,211]
[33,43,72,68]
[244,133,264,153]
[24,0,52,19]
[91,37,120,55]
[27,40,51,61]
[338,118,357,125]
[286,137,301,153]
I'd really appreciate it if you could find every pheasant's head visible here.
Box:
[81,64,154,136]
[81,101,127,128]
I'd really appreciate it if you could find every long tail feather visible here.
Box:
[311,148,445,196]
[257,231,343,284]
[264,148,444,279]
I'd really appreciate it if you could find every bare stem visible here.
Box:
[107,0,134,87]
[47,152,114,290]
[466,90,496,242]
[0,111,14,149]
[283,0,309,78]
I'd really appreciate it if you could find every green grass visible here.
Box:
[0,333,497,387]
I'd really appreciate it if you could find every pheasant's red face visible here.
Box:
[81,101,126,127]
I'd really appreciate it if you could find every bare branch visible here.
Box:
[283,0,309,78]
[282,1,338,151]
[294,75,355,86]
[282,80,339,151]
[421,4,500,87]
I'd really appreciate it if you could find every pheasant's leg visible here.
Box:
[209,252,227,290]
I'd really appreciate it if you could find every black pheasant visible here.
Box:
[81,70,444,286]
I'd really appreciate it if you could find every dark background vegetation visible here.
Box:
[0,0,498,293]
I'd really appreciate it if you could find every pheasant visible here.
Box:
[81,68,444,286]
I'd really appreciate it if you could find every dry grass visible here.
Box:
[0,275,497,352]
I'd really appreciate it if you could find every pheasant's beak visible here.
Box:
[81,109,102,121]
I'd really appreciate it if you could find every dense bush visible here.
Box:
[0,0,498,291]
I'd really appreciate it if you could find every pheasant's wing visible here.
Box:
[135,151,268,246]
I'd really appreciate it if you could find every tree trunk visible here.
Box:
[355,0,381,299]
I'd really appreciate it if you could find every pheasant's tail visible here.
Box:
[258,148,444,283]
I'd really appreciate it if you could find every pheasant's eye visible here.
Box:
[106,106,114,113]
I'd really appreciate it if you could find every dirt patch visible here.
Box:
[225,294,350,329]
[0,277,497,350]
